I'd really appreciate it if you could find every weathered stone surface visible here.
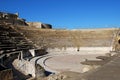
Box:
[12,59,36,77]
[46,74,67,80]
[35,64,46,79]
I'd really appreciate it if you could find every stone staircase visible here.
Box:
[0,24,36,55]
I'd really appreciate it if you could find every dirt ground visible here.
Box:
[44,53,106,73]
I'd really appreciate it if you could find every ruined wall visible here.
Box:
[27,22,42,28]
[0,12,18,20]
[0,12,27,26]
[27,22,52,29]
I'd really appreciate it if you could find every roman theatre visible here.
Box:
[1,12,120,80]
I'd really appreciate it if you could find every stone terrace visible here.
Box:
[16,26,115,49]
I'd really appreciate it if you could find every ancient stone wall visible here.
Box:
[27,22,52,29]
[27,22,42,28]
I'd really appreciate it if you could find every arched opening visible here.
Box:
[118,39,120,44]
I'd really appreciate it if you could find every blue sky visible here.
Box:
[0,0,120,29]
